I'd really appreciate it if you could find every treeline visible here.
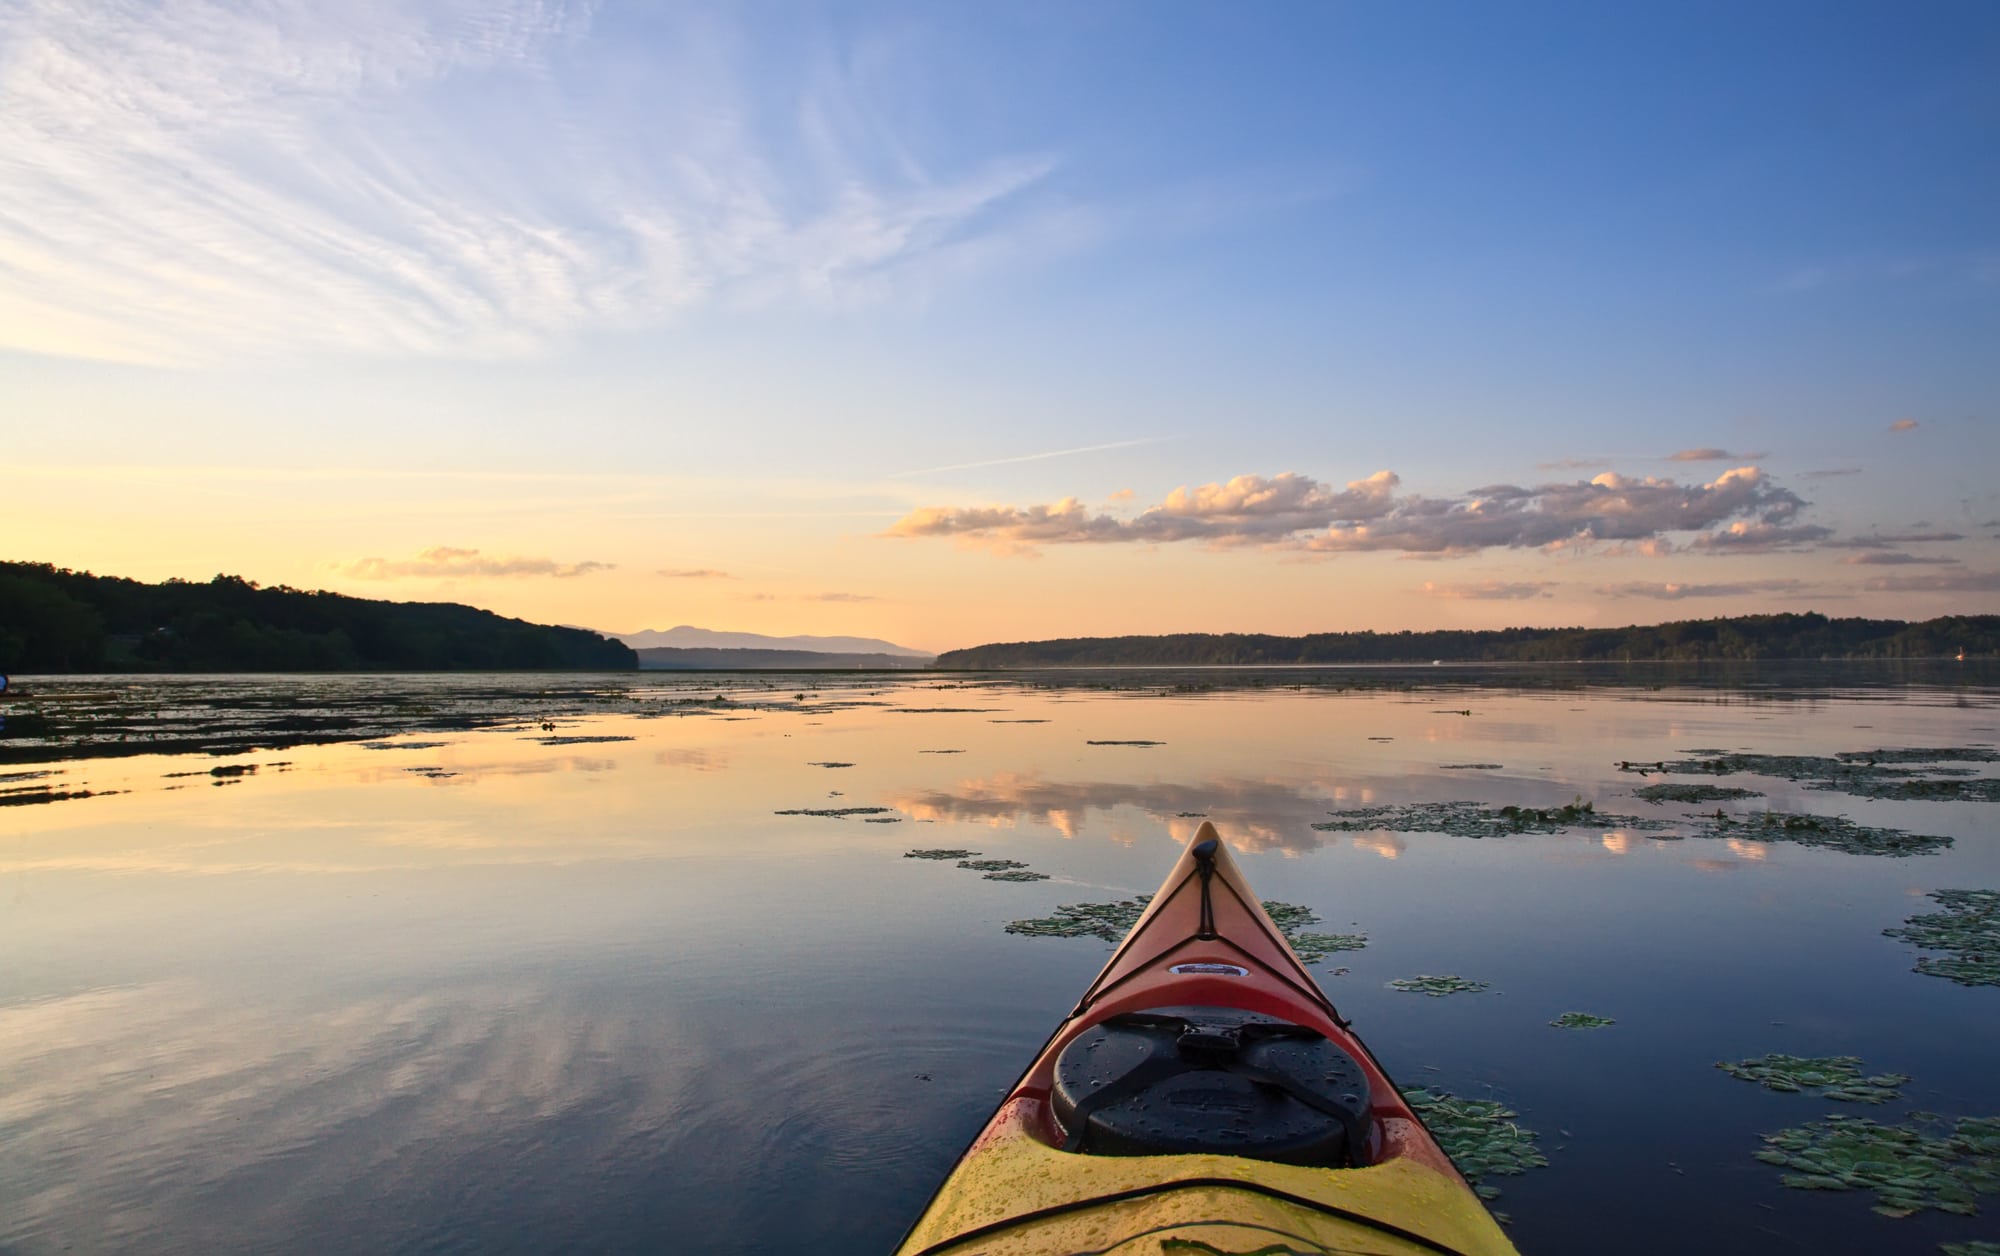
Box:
[0,562,636,672]
[934,613,2000,668]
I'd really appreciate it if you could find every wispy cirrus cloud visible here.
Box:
[657,568,734,579]
[1825,531,1964,548]
[888,466,1821,558]
[1861,570,2000,593]
[1598,579,1813,600]
[342,546,612,579]
[0,0,1071,365]
[1667,447,1768,462]
[1842,552,1961,566]
[1420,580,1555,600]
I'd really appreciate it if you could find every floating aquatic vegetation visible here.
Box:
[917,749,964,754]
[1941,1242,2000,1256]
[904,848,978,860]
[983,869,1050,882]
[0,787,121,806]
[1696,811,1951,857]
[894,707,990,714]
[1439,763,1503,770]
[774,806,894,818]
[1005,896,1153,942]
[1086,739,1163,746]
[535,735,635,746]
[1175,811,1208,817]
[1403,1088,1548,1200]
[807,761,854,768]
[1550,1012,1615,1029]
[1390,975,1490,997]
[1632,783,1762,805]
[362,740,453,750]
[1641,749,2000,803]
[1287,932,1369,962]
[1718,1054,1908,1103]
[1883,890,2000,987]
[1313,799,1671,839]
[863,817,903,824]
[990,719,1049,724]
[1755,1113,2000,1218]
[958,859,1030,872]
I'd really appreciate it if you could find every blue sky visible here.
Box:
[6,0,1997,649]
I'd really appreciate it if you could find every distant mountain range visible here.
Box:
[636,647,930,671]
[613,625,932,658]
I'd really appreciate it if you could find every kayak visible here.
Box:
[894,822,1521,1256]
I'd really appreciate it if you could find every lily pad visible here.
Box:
[1550,1012,1615,1029]
[1390,974,1490,997]
[774,806,894,818]
[1314,799,1671,839]
[1719,1054,1908,1103]
[1632,783,1762,805]
[1755,1113,2000,1217]
[1696,810,1951,857]
[1404,1087,1548,1201]
[1884,890,2000,987]
[958,859,1030,872]
[1006,896,1153,942]
[904,848,978,860]
[983,869,1050,882]
[1641,749,2000,803]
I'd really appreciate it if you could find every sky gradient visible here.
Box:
[8,0,1998,652]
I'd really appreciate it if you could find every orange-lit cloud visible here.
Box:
[343,547,614,579]
[1862,569,2000,593]
[1889,419,1920,432]
[891,465,1824,559]
[657,568,734,579]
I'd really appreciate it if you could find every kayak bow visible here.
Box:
[895,822,1521,1256]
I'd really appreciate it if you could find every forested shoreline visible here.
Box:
[0,562,635,672]
[934,613,2000,668]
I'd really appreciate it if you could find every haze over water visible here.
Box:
[4,668,1997,1254]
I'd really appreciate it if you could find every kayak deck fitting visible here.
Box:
[895,823,1521,1256]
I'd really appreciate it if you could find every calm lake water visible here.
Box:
[4,667,1997,1254]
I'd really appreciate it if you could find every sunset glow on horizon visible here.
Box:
[8,2,1996,653]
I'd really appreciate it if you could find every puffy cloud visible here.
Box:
[1668,448,1767,462]
[889,466,1821,558]
[1685,521,1834,553]
[1862,570,2000,593]
[342,546,612,579]
[1889,419,1921,432]
[657,568,733,579]
[1599,580,1813,600]
[1420,581,1555,600]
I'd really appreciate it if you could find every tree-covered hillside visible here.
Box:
[0,562,636,672]
[934,613,2000,668]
